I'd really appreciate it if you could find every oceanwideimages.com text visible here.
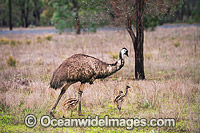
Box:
[25,114,176,130]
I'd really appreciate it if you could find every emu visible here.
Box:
[114,85,130,112]
[50,48,129,117]
[63,91,82,117]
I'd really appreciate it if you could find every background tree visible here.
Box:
[51,0,109,34]
[0,0,199,29]
[32,0,43,26]
[50,0,80,33]
[16,0,34,27]
[8,0,12,30]
[39,0,54,26]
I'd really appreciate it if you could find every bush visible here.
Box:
[7,56,17,67]
[45,35,53,41]
[10,40,16,46]
[25,40,32,45]
[36,36,42,43]
[174,42,180,47]
[28,25,36,28]
[0,38,9,45]
[16,40,22,45]
[145,53,153,60]
[109,51,118,60]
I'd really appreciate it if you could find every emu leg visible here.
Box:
[50,83,71,118]
[71,111,73,117]
[78,83,85,116]
[117,105,121,113]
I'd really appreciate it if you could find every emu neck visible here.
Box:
[77,94,81,102]
[123,88,128,97]
[95,57,124,79]
[108,58,124,75]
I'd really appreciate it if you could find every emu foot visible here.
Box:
[50,112,55,118]
[78,112,84,116]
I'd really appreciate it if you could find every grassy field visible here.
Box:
[0,26,199,132]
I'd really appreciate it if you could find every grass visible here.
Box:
[0,26,199,132]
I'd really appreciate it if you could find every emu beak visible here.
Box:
[79,91,83,96]
[125,51,129,57]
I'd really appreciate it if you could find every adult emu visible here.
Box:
[50,48,129,117]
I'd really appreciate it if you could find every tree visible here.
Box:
[40,0,54,26]
[173,0,200,23]
[32,0,43,26]
[72,0,80,34]
[51,0,81,34]
[8,0,12,30]
[17,0,33,27]
[51,0,108,34]
[109,0,181,80]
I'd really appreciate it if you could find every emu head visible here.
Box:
[119,48,129,60]
[119,91,123,95]
[126,85,130,89]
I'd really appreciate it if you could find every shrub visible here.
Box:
[0,38,9,45]
[45,35,53,41]
[7,56,17,67]
[28,25,36,28]
[25,40,32,45]
[10,40,16,46]
[16,40,22,45]
[36,36,42,43]
[145,53,153,60]
[174,42,180,47]
[109,51,118,60]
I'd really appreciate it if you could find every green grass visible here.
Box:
[0,97,193,132]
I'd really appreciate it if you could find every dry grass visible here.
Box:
[0,26,199,132]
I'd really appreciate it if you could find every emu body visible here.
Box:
[50,54,124,89]
[50,48,129,117]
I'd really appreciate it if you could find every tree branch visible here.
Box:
[126,16,136,45]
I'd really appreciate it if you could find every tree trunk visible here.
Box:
[135,0,145,79]
[33,10,38,26]
[75,11,80,34]
[8,0,12,30]
[33,1,40,26]
[127,0,145,80]
[25,6,29,28]
[72,0,80,34]
[25,16,29,28]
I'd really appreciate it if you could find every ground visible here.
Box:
[0,26,199,132]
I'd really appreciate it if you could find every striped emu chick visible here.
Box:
[63,91,82,117]
[114,86,130,112]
